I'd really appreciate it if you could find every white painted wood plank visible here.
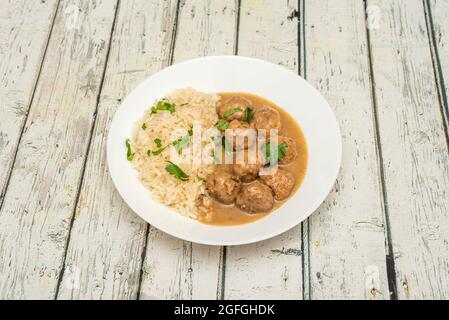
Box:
[368,0,449,299]
[0,0,118,299]
[139,0,238,300]
[0,0,59,202]
[303,0,389,299]
[428,0,449,127]
[224,0,303,300]
[57,0,179,300]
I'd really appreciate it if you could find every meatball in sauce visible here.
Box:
[197,92,308,226]
[217,96,251,121]
[205,170,241,204]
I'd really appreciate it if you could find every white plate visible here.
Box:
[107,56,341,245]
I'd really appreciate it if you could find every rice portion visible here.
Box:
[130,88,219,219]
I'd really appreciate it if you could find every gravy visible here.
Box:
[198,92,308,226]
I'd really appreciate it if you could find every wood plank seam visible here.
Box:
[135,0,182,300]
[422,0,449,153]
[298,0,310,300]
[217,0,241,301]
[53,0,121,299]
[363,0,398,300]
[0,0,61,210]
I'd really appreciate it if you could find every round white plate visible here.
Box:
[107,56,341,245]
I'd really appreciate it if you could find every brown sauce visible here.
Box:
[198,92,308,226]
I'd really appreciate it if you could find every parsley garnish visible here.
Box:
[151,99,176,114]
[154,138,162,148]
[141,123,147,130]
[223,107,243,119]
[165,161,189,181]
[125,139,134,161]
[222,137,233,155]
[262,142,288,165]
[216,119,229,131]
[151,146,166,156]
[173,136,189,155]
[245,106,254,122]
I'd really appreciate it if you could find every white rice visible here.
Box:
[130,88,219,219]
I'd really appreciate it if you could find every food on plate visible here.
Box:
[260,168,296,201]
[277,136,298,165]
[225,119,257,151]
[127,89,307,226]
[235,180,274,213]
[205,170,241,204]
[252,105,281,136]
[217,95,252,121]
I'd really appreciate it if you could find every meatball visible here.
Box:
[260,168,296,201]
[235,180,274,213]
[252,106,281,136]
[196,194,213,216]
[277,136,298,165]
[217,96,251,121]
[205,170,241,204]
[225,119,257,151]
[232,155,262,183]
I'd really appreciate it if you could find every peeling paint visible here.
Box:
[364,265,381,299]
[270,248,302,256]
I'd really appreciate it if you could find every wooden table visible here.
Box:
[1,0,448,300]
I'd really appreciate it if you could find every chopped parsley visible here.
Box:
[154,138,162,148]
[245,106,254,122]
[262,142,288,165]
[151,147,166,156]
[141,123,147,130]
[223,107,243,119]
[188,126,193,136]
[125,139,134,161]
[150,99,176,114]
[222,137,233,155]
[165,161,189,181]
[216,119,229,131]
[197,175,206,182]
[173,136,189,155]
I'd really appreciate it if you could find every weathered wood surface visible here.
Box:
[367,0,449,299]
[0,0,59,205]
[223,0,303,300]
[139,0,238,300]
[0,0,118,299]
[427,0,449,130]
[57,0,178,300]
[1,0,449,300]
[303,0,389,299]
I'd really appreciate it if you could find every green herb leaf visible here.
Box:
[262,142,288,165]
[173,136,189,155]
[188,126,193,136]
[165,161,189,181]
[278,142,288,160]
[147,149,151,157]
[223,107,243,119]
[154,138,162,148]
[245,106,254,122]
[151,146,166,156]
[216,119,229,131]
[222,137,233,155]
[197,175,206,182]
[151,99,176,114]
[125,139,134,161]
[141,123,147,130]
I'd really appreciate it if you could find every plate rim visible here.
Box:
[107,55,342,245]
